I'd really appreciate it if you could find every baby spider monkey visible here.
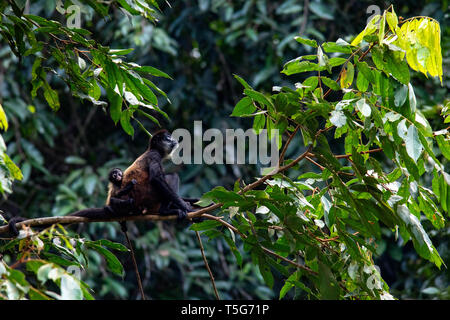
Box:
[105,168,137,216]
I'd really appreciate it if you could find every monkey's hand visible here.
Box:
[176,199,194,212]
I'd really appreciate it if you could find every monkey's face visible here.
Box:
[109,168,123,187]
[161,133,179,159]
[151,131,179,159]
[113,170,122,182]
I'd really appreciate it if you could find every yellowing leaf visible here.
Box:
[378,11,386,46]
[395,18,443,84]
[340,62,354,89]
[386,8,398,33]
[351,15,381,46]
[0,104,8,131]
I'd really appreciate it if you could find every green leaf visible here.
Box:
[202,186,244,203]
[43,83,60,111]
[90,239,129,252]
[372,47,410,85]
[408,83,417,113]
[396,205,443,268]
[435,135,450,161]
[328,57,348,67]
[355,60,375,84]
[253,113,266,134]
[103,59,120,93]
[231,97,256,117]
[405,125,423,163]
[321,77,340,91]
[279,273,297,299]
[281,60,320,75]
[318,260,340,299]
[120,109,134,136]
[134,65,172,79]
[418,191,445,229]
[106,88,123,125]
[385,51,410,85]
[233,74,252,89]
[87,243,124,276]
[394,84,408,107]
[356,71,369,92]
[110,48,134,55]
[258,256,274,289]
[294,36,318,48]
[322,41,352,54]
[25,15,59,27]
[190,220,223,231]
[128,74,158,105]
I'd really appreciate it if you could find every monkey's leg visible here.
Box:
[160,174,183,218]
[149,160,190,214]
[163,174,198,208]
[160,174,205,221]
[164,173,179,193]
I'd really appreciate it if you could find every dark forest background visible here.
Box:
[0,0,448,299]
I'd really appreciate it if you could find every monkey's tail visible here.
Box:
[7,208,110,237]
[69,207,111,219]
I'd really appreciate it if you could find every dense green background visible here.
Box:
[0,0,448,299]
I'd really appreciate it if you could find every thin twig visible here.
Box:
[299,0,309,35]
[279,125,301,165]
[195,231,220,300]
[123,228,146,300]
[334,147,383,159]
[305,156,325,170]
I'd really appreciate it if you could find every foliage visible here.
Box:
[0,224,130,299]
[192,6,449,299]
[0,1,448,300]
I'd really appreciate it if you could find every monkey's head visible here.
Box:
[108,168,123,187]
[150,130,179,159]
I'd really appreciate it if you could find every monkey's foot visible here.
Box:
[177,210,187,222]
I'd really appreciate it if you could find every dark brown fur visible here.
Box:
[108,130,180,215]
[120,152,161,214]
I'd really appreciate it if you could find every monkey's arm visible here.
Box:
[116,179,137,197]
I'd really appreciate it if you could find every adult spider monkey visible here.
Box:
[112,129,193,220]
[69,129,193,220]
[7,130,196,236]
